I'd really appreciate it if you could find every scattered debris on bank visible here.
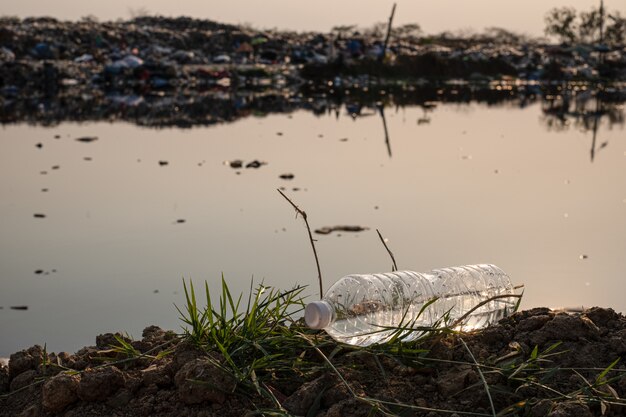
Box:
[1,16,625,127]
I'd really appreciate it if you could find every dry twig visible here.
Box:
[277,189,324,298]
[376,229,398,271]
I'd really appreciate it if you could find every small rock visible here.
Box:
[34,270,44,275]
[142,325,166,341]
[279,173,294,180]
[174,358,236,404]
[547,401,593,417]
[35,143,43,149]
[529,314,600,346]
[78,366,125,401]
[106,388,133,408]
[171,343,206,373]
[42,373,80,412]
[141,364,172,388]
[283,376,328,415]
[529,399,554,417]
[10,306,29,310]
[0,365,9,394]
[325,398,371,417]
[436,367,478,397]
[51,165,60,170]
[176,219,186,224]
[33,213,46,218]
[517,315,551,332]
[8,346,42,380]
[159,160,169,166]
[41,188,48,192]
[10,369,37,391]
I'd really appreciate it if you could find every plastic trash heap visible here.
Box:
[305,264,518,346]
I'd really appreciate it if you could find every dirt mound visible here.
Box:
[2,307,626,416]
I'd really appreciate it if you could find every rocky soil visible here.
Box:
[2,307,626,416]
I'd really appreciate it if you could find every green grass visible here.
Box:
[174,278,626,416]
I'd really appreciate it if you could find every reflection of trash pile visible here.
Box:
[1,16,625,126]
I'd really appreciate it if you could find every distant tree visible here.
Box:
[544,7,578,43]
[394,23,422,40]
[364,22,387,38]
[331,25,357,38]
[483,27,529,44]
[605,12,626,45]
[544,4,624,45]
[578,8,603,43]
[128,7,150,19]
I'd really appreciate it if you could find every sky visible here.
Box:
[3,0,626,37]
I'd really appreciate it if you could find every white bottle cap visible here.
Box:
[305,301,333,329]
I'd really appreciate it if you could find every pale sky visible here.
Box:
[2,0,626,37]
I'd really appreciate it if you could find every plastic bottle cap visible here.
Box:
[305,301,333,329]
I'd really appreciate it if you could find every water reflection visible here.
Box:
[1,84,625,356]
[3,82,624,134]
[539,89,624,162]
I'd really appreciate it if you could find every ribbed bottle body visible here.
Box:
[321,264,515,346]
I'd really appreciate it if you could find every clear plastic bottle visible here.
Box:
[305,264,517,346]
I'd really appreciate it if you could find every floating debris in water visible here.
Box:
[83,157,92,161]
[10,306,28,311]
[226,159,243,169]
[153,289,159,294]
[54,135,61,139]
[34,270,43,274]
[279,173,295,180]
[33,213,46,218]
[315,226,369,235]
[176,219,186,224]
[76,136,98,143]
[246,160,267,169]
[276,132,283,136]
[339,138,348,142]
[51,165,60,170]
[35,143,43,149]
[158,160,169,166]
[41,188,48,192]
[580,254,589,260]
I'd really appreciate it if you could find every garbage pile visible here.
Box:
[0,16,624,125]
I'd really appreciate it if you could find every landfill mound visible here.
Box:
[1,16,625,127]
[2,307,626,416]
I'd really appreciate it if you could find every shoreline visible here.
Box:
[2,306,626,416]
